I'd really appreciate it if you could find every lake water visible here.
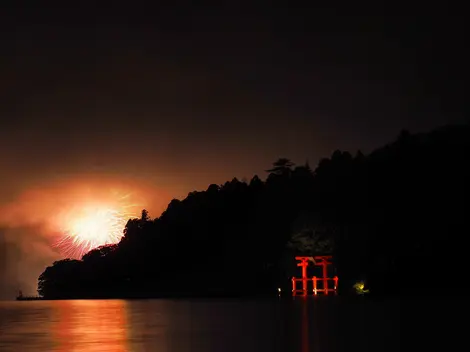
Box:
[0,297,399,351]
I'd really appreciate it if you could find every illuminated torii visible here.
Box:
[292,256,315,295]
[292,255,338,295]
[299,256,311,293]
[312,255,337,294]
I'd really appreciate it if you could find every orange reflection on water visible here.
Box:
[51,300,129,352]
[301,298,309,352]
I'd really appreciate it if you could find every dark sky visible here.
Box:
[0,3,467,298]
[0,3,466,203]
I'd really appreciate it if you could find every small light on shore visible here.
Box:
[277,287,281,293]
[353,281,369,294]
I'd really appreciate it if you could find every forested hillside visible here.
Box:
[38,125,470,298]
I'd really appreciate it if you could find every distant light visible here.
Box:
[278,287,281,293]
[353,281,369,294]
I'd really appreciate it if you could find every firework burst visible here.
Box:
[53,192,142,259]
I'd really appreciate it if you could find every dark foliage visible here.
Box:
[37,125,470,298]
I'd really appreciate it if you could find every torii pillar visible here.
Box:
[313,255,336,294]
[293,256,313,295]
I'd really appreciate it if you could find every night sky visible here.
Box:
[0,4,466,296]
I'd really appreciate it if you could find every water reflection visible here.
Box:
[0,298,400,352]
[298,297,326,352]
[51,300,128,352]
[301,298,309,352]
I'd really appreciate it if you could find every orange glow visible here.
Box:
[53,300,129,352]
[0,176,167,259]
[53,192,141,258]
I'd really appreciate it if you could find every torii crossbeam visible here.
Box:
[292,255,338,295]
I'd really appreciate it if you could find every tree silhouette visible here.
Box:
[36,124,470,298]
[265,158,295,176]
[141,209,150,222]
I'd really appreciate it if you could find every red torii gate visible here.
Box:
[292,256,338,295]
